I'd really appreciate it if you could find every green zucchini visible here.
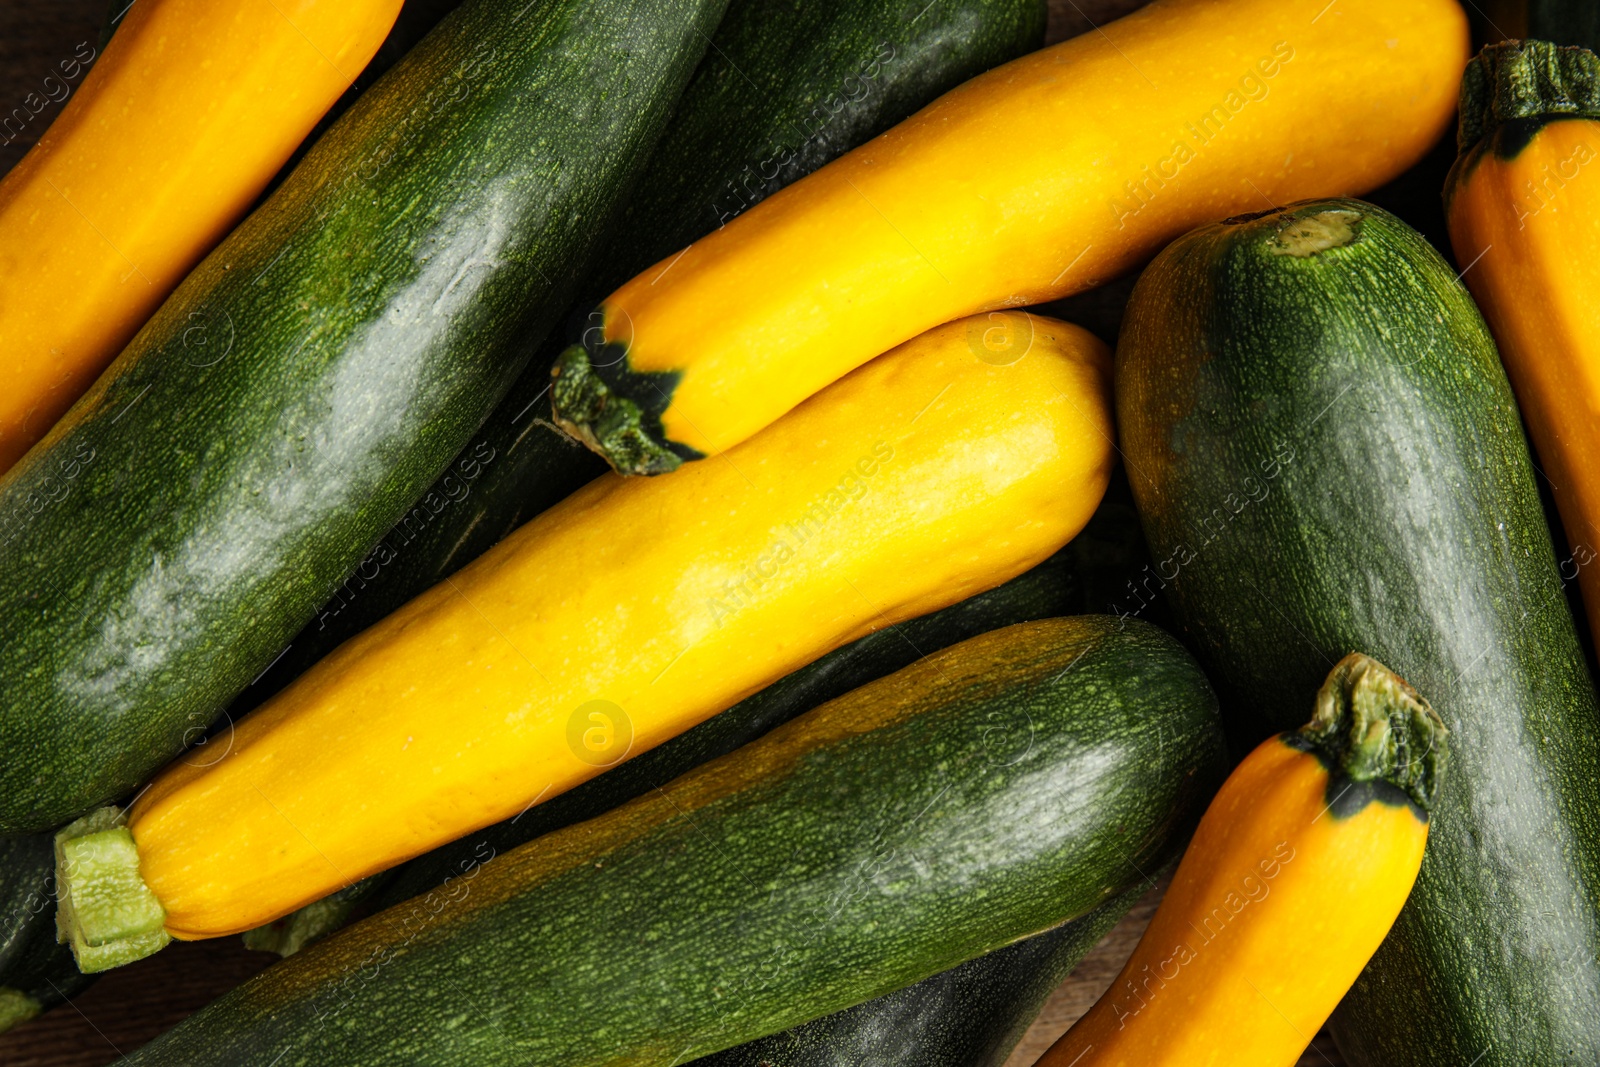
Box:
[235,0,1048,717]
[0,835,91,1033]
[0,0,727,834]
[1116,198,1600,1065]
[695,885,1143,1067]
[123,616,1225,1067]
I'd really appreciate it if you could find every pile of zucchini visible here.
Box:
[6,0,1600,1066]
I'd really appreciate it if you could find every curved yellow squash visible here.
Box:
[118,312,1111,941]
[0,0,403,473]
[550,0,1468,474]
[1446,42,1600,660]
[1039,654,1443,1067]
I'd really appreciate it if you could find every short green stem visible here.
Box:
[1296,653,1448,817]
[53,807,170,973]
[548,324,702,476]
[1458,40,1600,160]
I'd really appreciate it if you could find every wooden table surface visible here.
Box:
[0,1,1345,1063]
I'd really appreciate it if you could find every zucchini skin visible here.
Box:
[121,617,1226,1067]
[1116,199,1600,1065]
[0,0,728,833]
[0,835,91,1032]
[235,0,1048,717]
[695,886,1143,1067]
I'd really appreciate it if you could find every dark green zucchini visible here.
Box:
[694,885,1144,1067]
[123,616,1225,1067]
[0,0,727,834]
[1116,198,1600,1065]
[232,0,1048,716]
[0,835,91,1033]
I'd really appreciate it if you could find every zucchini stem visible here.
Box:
[1298,653,1448,816]
[53,806,170,972]
[550,339,702,476]
[1458,40,1600,159]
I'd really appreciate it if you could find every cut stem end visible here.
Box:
[54,807,170,973]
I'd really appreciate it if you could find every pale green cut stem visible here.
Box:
[54,806,171,973]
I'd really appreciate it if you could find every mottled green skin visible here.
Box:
[1116,199,1600,1066]
[0,0,728,833]
[237,0,1048,712]
[696,886,1143,1067]
[0,834,91,1029]
[122,617,1224,1067]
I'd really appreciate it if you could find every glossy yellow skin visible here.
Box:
[0,0,402,473]
[1039,739,1428,1067]
[1448,119,1600,659]
[128,312,1112,939]
[598,0,1467,459]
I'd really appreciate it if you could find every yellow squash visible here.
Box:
[0,0,403,473]
[1038,654,1445,1067]
[551,0,1468,474]
[1446,40,1600,655]
[58,312,1112,956]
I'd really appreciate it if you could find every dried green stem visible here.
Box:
[1297,653,1448,816]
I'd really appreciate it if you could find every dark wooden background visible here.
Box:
[0,1,1345,1064]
